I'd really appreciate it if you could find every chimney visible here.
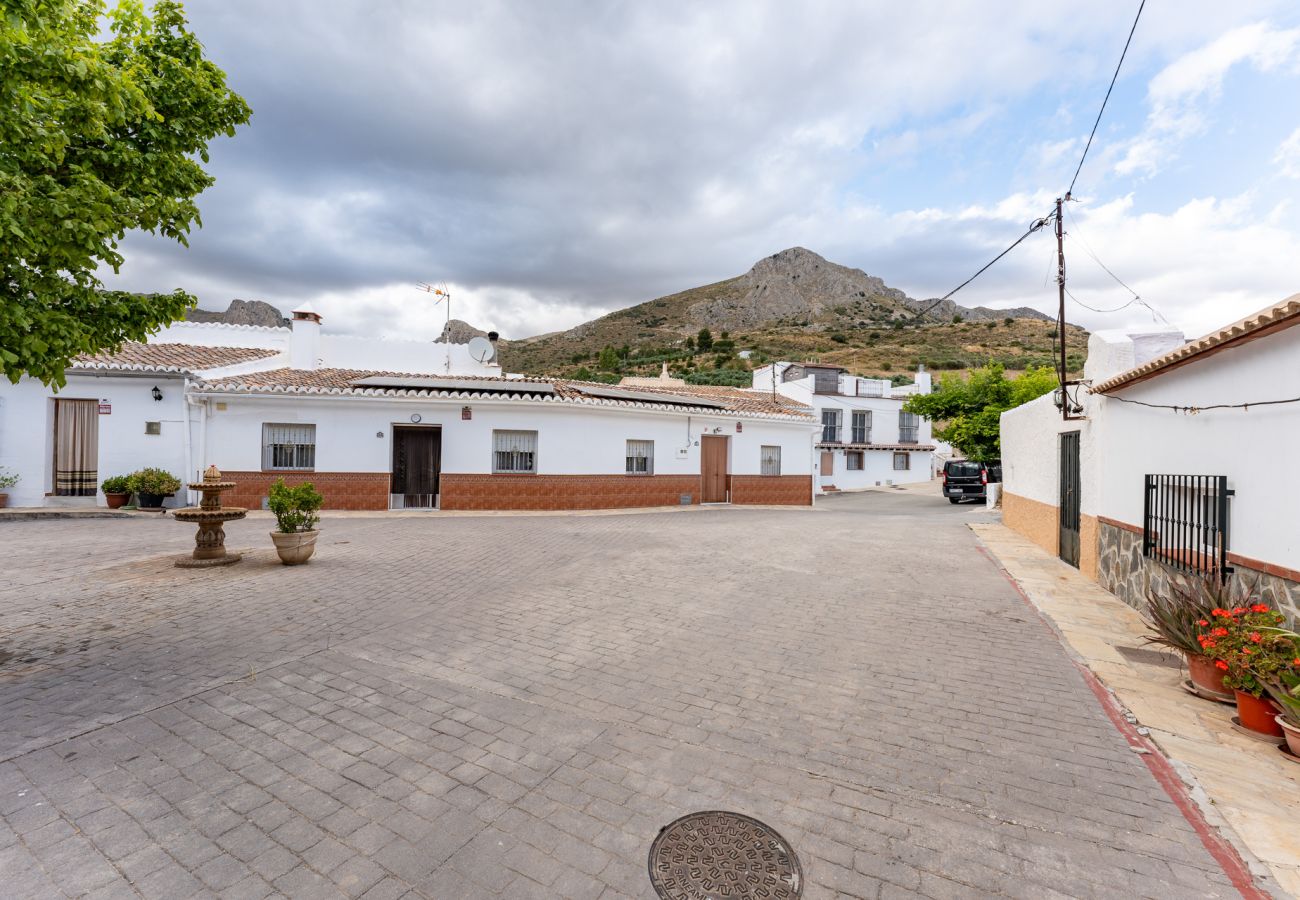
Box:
[915,364,932,394]
[290,302,321,370]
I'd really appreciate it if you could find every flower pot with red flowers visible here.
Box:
[1198,602,1291,739]
[1144,575,1233,702]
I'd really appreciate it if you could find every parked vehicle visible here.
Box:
[942,459,1000,503]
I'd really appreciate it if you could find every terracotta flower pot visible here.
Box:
[271,530,318,565]
[0,493,8,509]
[1278,716,1300,757]
[1185,652,1232,699]
[1235,691,1284,737]
[104,492,130,509]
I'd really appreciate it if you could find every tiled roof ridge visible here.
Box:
[72,342,282,375]
[1094,294,1300,393]
[170,321,288,333]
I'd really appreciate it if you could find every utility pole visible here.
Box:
[1054,195,1067,415]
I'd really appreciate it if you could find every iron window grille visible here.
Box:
[262,423,316,470]
[493,430,538,474]
[813,371,840,395]
[893,452,910,471]
[1143,474,1233,579]
[847,451,864,471]
[626,439,653,475]
[898,411,919,444]
[850,410,871,444]
[760,445,782,476]
[820,410,841,443]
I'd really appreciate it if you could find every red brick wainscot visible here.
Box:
[220,472,390,511]
[440,474,702,511]
[731,475,813,506]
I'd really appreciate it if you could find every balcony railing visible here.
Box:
[1143,474,1233,579]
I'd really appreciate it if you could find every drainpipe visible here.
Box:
[181,377,194,505]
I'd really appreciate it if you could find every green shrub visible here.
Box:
[0,467,18,490]
[101,475,131,494]
[268,479,323,534]
[128,468,181,495]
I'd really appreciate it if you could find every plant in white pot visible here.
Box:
[268,478,323,565]
[0,467,18,508]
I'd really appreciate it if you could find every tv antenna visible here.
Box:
[416,282,452,334]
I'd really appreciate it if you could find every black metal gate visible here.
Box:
[1059,432,1081,567]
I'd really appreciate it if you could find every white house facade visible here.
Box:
[1000,294,1300,625]
[751,362,936,494]
[0,307,819,511]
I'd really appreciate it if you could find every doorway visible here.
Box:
[700,435,729,503]
[53,399,99,496]
[391,426,441,509]
[1059,431,1080,568]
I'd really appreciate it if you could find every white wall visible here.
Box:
[194,393,818,479]
[0,373,192,507]
[999,390,1101,514]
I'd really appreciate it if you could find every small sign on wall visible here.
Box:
[97,402,111,414]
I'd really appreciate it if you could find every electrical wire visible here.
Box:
[1065,286,1140,313]
[911,212,1054,322]
[1099,391,1300,414]
[1068,0,1146,197]
[1063,206,1172,325]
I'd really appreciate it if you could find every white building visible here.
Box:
[751,362,935,494]
[1000,294,1300,624]
[0,306,819,511]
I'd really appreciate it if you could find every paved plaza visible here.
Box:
[0,493,1251,898]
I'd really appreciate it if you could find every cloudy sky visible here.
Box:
[103,1,1300,341]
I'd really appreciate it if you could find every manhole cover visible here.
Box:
[648,810,802,899]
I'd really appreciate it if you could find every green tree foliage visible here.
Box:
[1,0,251,385]
[903,363,1056,462]
[596,346,620,371]
[696,327,713,352]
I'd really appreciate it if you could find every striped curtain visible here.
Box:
[55,399,98,496]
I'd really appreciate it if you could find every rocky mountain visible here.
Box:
[504,247,1077,378]
[186,299,288,328]
[438,318,489,344]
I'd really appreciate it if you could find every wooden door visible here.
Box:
[1059,431,1080,567]
[391,427,441,508]
[820,451,834,476]
[700,435,729,503]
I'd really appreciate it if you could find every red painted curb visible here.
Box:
[974,543,1269,900]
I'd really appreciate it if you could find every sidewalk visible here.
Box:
[972,522,1300,898]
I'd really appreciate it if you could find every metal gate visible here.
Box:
[1059,431,1080,567]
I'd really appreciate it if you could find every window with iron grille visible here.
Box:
[493,430,538,473]
[820,409,841,443]
[847,451,864,471]
[898,411,919,443]
[813,370,840,394]
[760,445,781,476]
[1143,474,1233,579]
[262,424,316,470]
[625,439,653,475]
[850,410,871,444]
[893,452,910,471]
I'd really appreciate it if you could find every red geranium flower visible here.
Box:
[1231,606,1247,616]
[1215,660,1229,671]
[1197,619,1210,627]
[1250,603,1270,613]
[1211,627,1229,637]
[1248,632,1262,643]
[1211,609,1229,617]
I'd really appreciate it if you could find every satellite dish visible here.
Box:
[467,336,495,364]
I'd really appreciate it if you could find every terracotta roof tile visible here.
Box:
[195,368,813,419]
[72,342,280,374]
[1093,294,1300,393]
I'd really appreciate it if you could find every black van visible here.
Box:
[942,460,1001,503]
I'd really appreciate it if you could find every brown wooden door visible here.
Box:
[820,451,834,476]
[700,435,729,503]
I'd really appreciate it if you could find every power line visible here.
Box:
[911,212,1054,322]
[1067,0,1147,197]
[1064,286,1140,313]
[1099,391,1300,414]
[1063,207,1171,324]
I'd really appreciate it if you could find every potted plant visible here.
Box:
[1144,575,1231,701]
[1198,603,1290,738]
[128,468,181,509]
[0,467,17,508]
[1260,653,1300,758]
[101,475,132,509]
[268,478,322,565]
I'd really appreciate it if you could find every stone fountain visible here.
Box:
[173,465,247,567]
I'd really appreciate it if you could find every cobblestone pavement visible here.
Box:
[0,493,1250,899]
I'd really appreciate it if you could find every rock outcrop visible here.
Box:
[186,299,289,328]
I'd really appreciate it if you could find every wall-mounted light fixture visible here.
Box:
[151,385,163,402]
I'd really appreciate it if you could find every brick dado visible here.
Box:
[220,471,815,512]
[221,471,390,511]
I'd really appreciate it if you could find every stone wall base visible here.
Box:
[221,472,389,511]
